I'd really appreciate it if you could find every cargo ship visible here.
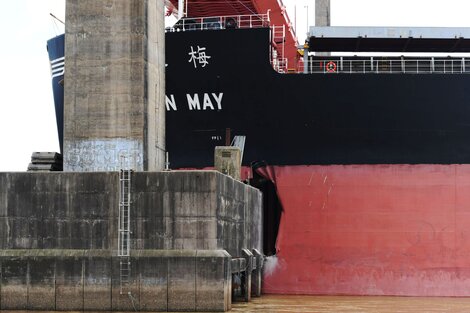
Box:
[48,0,470,297]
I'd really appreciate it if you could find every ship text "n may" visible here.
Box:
[165,93,224,111]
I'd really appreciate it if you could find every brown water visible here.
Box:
[232,295,470,312]
[6,295,470,313]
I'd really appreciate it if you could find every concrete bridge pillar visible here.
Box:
[64,0,165,171]
[315,0,331,26]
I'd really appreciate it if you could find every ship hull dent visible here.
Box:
[261,163,470,296]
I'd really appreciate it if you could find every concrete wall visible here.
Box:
[0,170,261,311]
[0,172,118,250]
[64,0,165,171]
[0,249,231,311]
[0,171,262,256]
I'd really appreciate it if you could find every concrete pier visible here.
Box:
[0,249,231,311]
[64,0,165,171]
[0,171,261,254]
[0,171,262,311]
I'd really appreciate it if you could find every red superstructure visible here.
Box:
[167,0,299,71]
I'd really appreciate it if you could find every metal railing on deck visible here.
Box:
[299,57,470,74]
[166,13,270,32]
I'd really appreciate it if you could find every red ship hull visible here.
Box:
[262,164,470,296]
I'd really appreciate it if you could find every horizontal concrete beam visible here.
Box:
[0,249,231,312]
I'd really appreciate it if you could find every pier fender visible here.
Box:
[241,249,253,302]
[251,249,263,297]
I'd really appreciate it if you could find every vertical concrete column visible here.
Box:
[315,0,331,27]
[315,0,331,57]
[241,249,252,302]
[64,0,165,171]
[251,249,263,297]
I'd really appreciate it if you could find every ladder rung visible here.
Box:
[119,168,132,295]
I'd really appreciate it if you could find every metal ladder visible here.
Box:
[271,25,287,73]
[118,168,132,295]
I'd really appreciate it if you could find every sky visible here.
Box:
[1,0,470,171]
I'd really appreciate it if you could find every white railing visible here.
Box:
[299,57,470,74]
[271,25,287,73]
[166,13,270,32]
[273,57,288,73]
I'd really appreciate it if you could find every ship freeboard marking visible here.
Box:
[165,93,224,111]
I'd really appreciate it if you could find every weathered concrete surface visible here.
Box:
[315,0,331,27]
[0,171,262,311]
[214,147,241,180]
[0,171,262,257]
[55,255,83,310]
[0,172,118,250]
[0,249,231,312]
[168,250,197,311]
[139,250,168,311]
[0,258,28,310]
[64,0,165,171]
[196,250,232,312]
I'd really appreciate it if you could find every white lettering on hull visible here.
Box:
[165,95,177,111]
[165,93,224,111]
[187,94,201,110]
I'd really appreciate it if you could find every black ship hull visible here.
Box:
[166,28,470,167]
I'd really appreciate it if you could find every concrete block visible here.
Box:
[250,192,263,253]
[91,219,108,249]
[215,147,241,180]
[0,170,263,266]
[0,174,6,214]
[251,249,263,297]
[55,218,72,244]
[111,257,140,311]
[83,256,112,310]
[40,219,58,249]
[173,191,200,217]
[162,190,173,217]
[162,217,175,249]
[9,218,31,249]
[0,218,8,248]
[241,249,253,302]
[168,250,196,311]
[224,254,233,311]
[197,219,218,240]
[31,152,62,163]
[28,258,55,310]
[197,238,218,250]
[55,257,84,311]
[139,254,168,311]
[174,218,198,239]
[0,258,28,309]
[183,238,199,250]
[140,217,164,249]
[70,220,92,249]
[195,250,231,312]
